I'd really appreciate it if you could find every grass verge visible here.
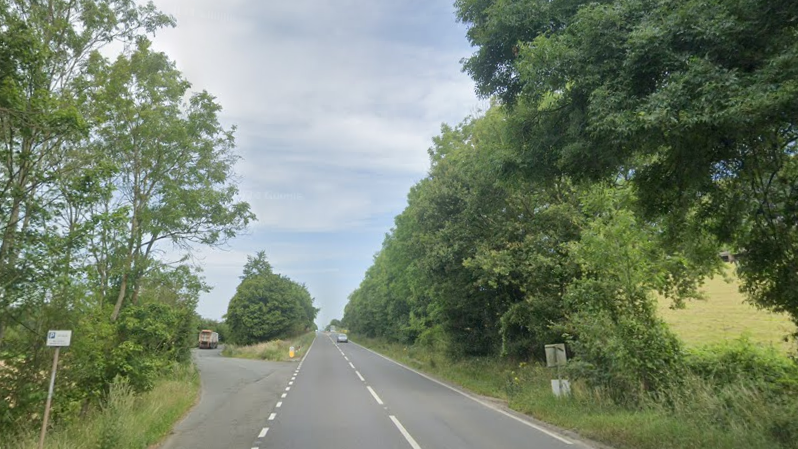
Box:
[221,331,316,362]
[9,363,199,449]
[353,335,787,449]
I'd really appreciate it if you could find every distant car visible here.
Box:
[337,333,348,343]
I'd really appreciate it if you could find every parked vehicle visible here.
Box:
[199,329,219,349]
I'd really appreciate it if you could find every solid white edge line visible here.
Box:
[301,333,317,363]
[354,342,573,445]
[258,427,268,438]
[366,386,384,405]
[356,370,365,382]
[389,415,422,449]
[268,413,276,420]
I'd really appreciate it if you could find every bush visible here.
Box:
[638,338,798,448]
[566,310,684,406]
[685,337,798,394]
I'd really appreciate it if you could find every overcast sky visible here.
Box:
[148,0,480,326]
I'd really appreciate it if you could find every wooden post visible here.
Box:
[38,346,60,449]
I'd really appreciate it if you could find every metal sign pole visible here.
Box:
[38,346,60,449]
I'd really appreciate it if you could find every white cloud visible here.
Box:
[147,0,478,321]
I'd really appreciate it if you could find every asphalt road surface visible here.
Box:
[161,333,595,449]
[158,347,295,449]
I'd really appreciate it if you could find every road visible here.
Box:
[161,333,595,449]
[158,347,295,449]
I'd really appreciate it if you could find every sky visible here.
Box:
[147,0,481,327]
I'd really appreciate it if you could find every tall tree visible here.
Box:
[86,40,254,320]
[458,0,798,325]
[0,0,172,331]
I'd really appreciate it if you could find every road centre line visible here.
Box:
[366,386,384,405]
[389,415,422,449]
[354,342,573,445]
[356,370,365,382]
[349,362,355,369]
[249,335,317,449]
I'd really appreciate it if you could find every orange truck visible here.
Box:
[198,329,219,349]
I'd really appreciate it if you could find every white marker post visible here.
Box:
[39,330,71,449]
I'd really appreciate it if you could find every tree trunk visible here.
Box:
[0,197,21,269]
[111,258,131,322]
[111,197,143,321]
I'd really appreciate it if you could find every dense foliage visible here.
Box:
[226,252,318,345]
[455,0,798,325]
[0,0,252,437]
[345,0,798,413]
[344,109,717,402]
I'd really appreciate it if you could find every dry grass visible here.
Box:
[657,265,796,352]
[221,332,316,362]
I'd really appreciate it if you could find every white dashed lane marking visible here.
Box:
[356,342,572,445]
[366,386,384,405]
[390,416,422,449]
[258,427,268,438]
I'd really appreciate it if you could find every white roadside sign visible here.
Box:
[46,330,72,347]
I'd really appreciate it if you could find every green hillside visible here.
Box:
[658,266,796,352]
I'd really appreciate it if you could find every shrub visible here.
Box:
[685,337,798,394]
[566,310,684,406]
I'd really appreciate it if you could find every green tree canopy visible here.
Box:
[456,0,798,326]
[226,252,318,345]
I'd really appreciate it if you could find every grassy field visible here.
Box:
[657,265,796,352]
[9,363,199,449]
[221,332,316,361]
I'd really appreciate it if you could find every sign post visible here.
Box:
[544,343,570,397]
[39,330,71,449]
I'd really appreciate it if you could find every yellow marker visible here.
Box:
[289,346,295,358]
